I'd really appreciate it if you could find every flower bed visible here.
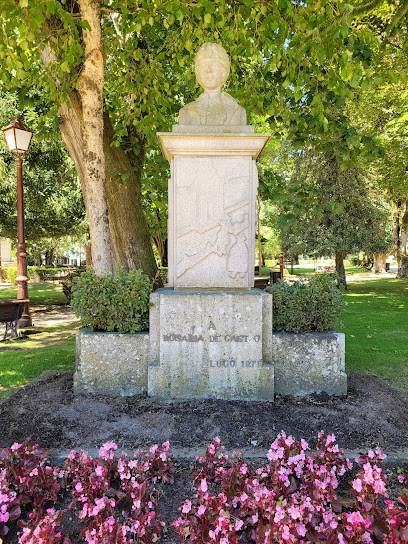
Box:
[1,435,408,543]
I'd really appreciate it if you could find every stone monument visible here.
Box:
[148,43,273,400]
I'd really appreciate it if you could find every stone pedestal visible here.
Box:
[273,332,347,396]
[74,329,149,396]
[148,288,274,401]
[157,133,269,290]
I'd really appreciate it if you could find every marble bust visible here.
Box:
[177,43,247,128]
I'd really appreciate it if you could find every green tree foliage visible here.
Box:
[0,0,384,275]
[350,0,408,274]
[279,151,391,285]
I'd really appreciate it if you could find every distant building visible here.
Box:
[0,238,12,263]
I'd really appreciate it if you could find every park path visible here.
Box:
[29,306,79,327]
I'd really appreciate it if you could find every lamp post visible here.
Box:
[279,238,284,280]
[2,116,34,327]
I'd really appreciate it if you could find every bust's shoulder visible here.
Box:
[221,92,246,124]
[221,92,241,105]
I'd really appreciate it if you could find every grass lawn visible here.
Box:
[0,281,66,309]
[0,321,78,399]
[0,282,77,399]
[342,277,408,392]
[267,264,373,276]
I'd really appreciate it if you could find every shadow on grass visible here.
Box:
[343,278,408,392]
[0,281,66,309]
[0,321,79,399]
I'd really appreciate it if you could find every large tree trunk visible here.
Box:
[56,3,157,279]
[400,205,408,254]
[391,199,402,269]
[391,200,408,278]
[335,251,347,287]
[59,98,116,276]
[57,0,116,276]
[153,233,168,268]
[398,205,408,278]
[85,234,92,269]
[398,254,408,279]
[103,112,157,278]
[373,253,388,274]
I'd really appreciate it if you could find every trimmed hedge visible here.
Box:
[266,273,346,333]
[71,267,152,333]
[3,266,84,284]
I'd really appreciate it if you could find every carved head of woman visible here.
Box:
[195,43,230,93]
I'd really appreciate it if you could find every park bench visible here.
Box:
[316,265,335,273]
[254,270,284,289]
[0,299,29,340]
[254,277,270,289]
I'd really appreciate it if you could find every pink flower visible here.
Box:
[235,519,244,531]
[0,512,9,523]
[199,478,208,493]
[11,443,21,452]
[99,441,117,459]
[345,511,371,528]
[352,478,362,493]
[197,505,206,516]
[182,500,192,514]
[75,482,83,492]
[296,524,307,537]
[173,517,185,529]
[95,466,104,476]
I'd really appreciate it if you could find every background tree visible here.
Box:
[351,0,408,276]
[278,151,391,285]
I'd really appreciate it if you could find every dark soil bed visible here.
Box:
[2,371,408,543]
[1,370,408,454]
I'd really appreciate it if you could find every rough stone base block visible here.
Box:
[273,332,347,396]
[148,288,274,401]
[74,329,149,396]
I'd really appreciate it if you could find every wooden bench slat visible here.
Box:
[0,299,29,340]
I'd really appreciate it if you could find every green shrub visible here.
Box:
[3,266,84,284]
[71,267,152,333]
[4,267,18,285]
[266,273,346,333]
[348,256,362,266]
[3,267,38,285]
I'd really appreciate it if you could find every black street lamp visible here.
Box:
[2,116,34,327]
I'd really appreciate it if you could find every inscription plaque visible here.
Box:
[148,289,274,401]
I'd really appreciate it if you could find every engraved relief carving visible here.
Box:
[174,157,250,282]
